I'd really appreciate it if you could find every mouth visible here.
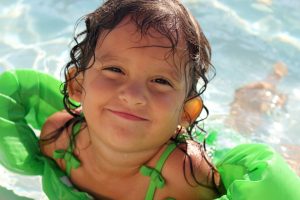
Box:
[107,109,148,121]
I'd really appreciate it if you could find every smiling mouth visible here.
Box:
[107,109,148,121]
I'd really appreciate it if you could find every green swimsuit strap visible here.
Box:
[140,142,177,200]
[53,122,82,177]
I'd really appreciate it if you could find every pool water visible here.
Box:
[0,0,299,199]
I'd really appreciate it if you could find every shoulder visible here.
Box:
[162,140,220,199]
[39,110,73,158]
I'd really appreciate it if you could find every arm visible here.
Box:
[40,110,73,160]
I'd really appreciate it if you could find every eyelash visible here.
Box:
[102,66,173,87]
[152,78,172,87]
[103,66,124,74]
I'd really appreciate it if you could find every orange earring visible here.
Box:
[181,97,203,126]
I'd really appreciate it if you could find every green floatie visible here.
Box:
[0,69,92,199]
[214,144,300,200]
[0,69,300,200]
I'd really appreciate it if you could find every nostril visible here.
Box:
[118,86,147,106]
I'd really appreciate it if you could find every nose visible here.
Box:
[118,81,147,106]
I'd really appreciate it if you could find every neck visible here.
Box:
[77,127,162,178]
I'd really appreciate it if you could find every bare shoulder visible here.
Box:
[162,141,220,199]
[39,110,73,158]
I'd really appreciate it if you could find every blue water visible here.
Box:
[0,0,299,199]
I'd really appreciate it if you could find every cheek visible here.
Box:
[79,74,114,108]
[84,74,119,96]
[152,92,184,123]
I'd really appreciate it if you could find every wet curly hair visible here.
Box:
[64,0,214,130]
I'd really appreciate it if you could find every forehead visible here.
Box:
[96,18,187,66]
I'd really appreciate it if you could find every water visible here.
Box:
[0,0,299,199]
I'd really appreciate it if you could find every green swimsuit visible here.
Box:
[52,122,176,200]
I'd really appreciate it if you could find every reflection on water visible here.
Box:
[280,144,300,176]
[0,164,46,199]
[190,0,300,175]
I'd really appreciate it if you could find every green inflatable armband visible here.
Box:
[0,69,92,199]
[214,144,300,200]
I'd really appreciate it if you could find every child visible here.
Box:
[226,61,288,135]
[40,0,221,199]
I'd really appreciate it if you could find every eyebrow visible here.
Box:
[165,65,182,83]
[96,52,130,63]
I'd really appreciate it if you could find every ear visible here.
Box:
[67,67,84,102]
[180,97,203,128]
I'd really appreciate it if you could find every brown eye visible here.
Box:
[152,78,172,87]
[103,66,124,74]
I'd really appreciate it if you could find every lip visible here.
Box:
[107,109,148,121]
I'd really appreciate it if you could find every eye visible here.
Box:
[152,78,173,87]
[102,66,124,74]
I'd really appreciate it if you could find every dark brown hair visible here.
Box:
[64,0,214,116]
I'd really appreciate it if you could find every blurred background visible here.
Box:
[0,0,299,199]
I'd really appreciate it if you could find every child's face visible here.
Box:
[75,19,188,152]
